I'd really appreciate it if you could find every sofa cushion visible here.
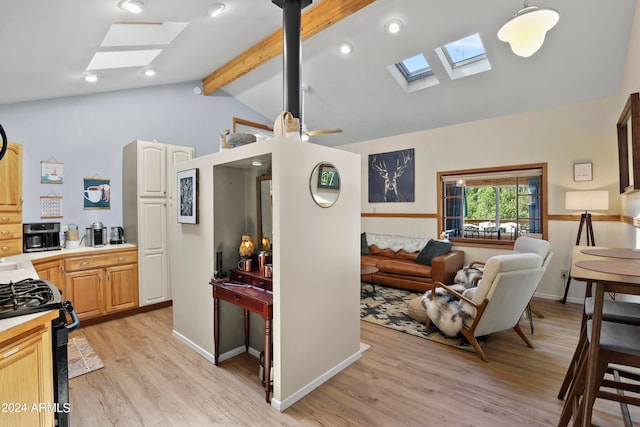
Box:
[377,259,432,278]
[368,245,395,258]
[361,232,370,255]
[360,255,380,267]
[395,250,419,261]
[415,239,452,266]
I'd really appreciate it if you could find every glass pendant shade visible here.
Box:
[239,235,254,257]
[498,5,559,57]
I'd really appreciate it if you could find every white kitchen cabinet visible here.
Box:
[123,140,194,307]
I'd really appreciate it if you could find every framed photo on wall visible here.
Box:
[178,168,198,224]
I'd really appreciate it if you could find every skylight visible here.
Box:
[395,53,433,82]
[442,33,487,68]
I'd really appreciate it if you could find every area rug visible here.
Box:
[68,335,104,379]
[360,284,482,352]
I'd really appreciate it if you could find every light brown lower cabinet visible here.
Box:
[34,247,138,322]
[0,310,58,427]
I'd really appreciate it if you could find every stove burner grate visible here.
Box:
[0,278,62,319]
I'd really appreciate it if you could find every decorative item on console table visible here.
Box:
[238,235,254,272]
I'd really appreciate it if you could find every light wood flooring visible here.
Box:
[69,298,638,426]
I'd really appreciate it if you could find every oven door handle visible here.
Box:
[61,300,80,331]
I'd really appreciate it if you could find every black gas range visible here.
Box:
[0,278,79,427]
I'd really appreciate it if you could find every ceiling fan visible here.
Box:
[300,84,342,138]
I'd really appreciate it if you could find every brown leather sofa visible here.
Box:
[361,244,464,293]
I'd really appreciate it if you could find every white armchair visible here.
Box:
[425,252,546,362]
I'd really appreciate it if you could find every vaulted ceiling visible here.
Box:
[0,0,636,147]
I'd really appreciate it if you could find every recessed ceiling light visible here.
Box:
[208,4,226,17]
[118,0,144,14]
[385,19,403,34]
[84,73,98,83]
[337,42,353,55]
[144,68,156,77]
[252,160,263,167]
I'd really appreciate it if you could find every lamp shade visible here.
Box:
[239,235,254,257]
[565,191,609,211]
[498,5,559,57]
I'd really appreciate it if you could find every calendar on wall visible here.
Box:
[40,195,63,218]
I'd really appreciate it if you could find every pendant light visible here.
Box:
[497,1,559,58]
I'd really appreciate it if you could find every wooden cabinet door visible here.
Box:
[65,269,104,320]
[105,264,138,312]
[33,258,64,291]
[139,199,168,306]
[138,141,166,197]
[0,142,22,212]
[0,324,54,427]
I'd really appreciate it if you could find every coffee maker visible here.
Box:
[86,222,107,247]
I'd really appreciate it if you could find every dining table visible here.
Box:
[568,246,640,426]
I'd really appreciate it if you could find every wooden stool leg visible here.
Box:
[558,327,588,400]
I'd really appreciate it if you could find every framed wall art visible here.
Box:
[41,160,63,183]
[573,162,592,182]
[178,168,199,224]
[83,178,110,209]
[617,92,640,193]
[368,148,415,202]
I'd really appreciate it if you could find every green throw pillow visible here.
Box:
[416,239,452,266]
[361,232,370,255]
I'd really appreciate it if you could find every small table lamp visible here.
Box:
[239,235,254,258]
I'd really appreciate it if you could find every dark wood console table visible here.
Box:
[210,280,273,403]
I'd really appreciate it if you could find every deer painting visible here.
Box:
[369,149,414,202]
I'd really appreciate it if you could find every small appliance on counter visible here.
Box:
[109,226,124,244]
[86,222,107,247]
[23,222,61,252]
[65,224,80,249]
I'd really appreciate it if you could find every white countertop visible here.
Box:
[0,243,136,333]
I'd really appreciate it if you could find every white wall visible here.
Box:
[170,138,361,410]
[342,96,626,302]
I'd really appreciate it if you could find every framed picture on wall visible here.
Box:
[177,168,198,224]
[573,162,592,182]
[83,178,110,209]
[41,161,63,184]
[617,92,640,193]
[368,149,415,202]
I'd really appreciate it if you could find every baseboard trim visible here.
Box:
[171,330,261,364]
[271,348,363,412]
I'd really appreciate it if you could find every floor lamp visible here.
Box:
[561,190,609,303]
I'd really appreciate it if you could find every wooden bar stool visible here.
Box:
[558,320,640,427]
[558,298,640,400]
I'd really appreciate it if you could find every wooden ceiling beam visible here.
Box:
[202,0,375,96]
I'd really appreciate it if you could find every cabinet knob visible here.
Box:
[0,217,9,222]
[0,230,9,235]
[117,257,126,261]
[1,246,9,251]
[80,261,90,266]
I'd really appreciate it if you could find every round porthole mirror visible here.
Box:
[310,162,340,208]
